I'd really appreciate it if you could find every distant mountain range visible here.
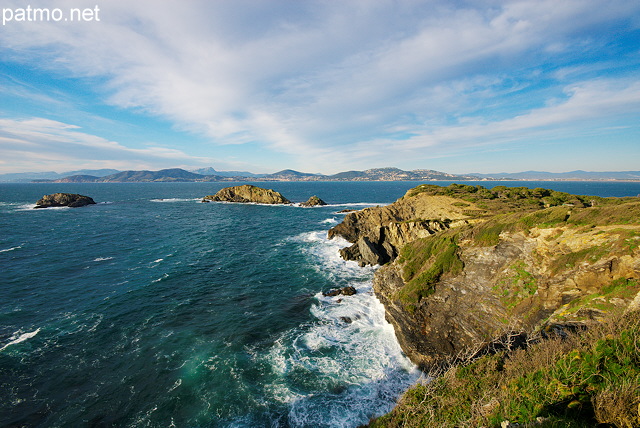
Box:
[471,170,640,181]
[23,167,477,183]
[1,167,638,183]
[0,169,120,183]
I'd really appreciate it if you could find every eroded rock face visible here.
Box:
[328,192,476,266]
[34,193,96,208]
[202,185,291,204]
[329,184,640,370]
[300,195,327,207]
[373,228,640,369]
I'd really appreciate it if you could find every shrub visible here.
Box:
[369,311,640,428]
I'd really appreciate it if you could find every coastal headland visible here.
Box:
[329,183,640,426]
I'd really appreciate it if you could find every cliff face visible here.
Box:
[329,184,640,368]
[328,192,479,266]
[203,185,291,204]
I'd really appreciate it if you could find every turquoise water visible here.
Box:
[1,181,639,427]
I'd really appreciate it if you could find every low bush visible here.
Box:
[369,310,640,428]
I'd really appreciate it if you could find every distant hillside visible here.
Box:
[1,169,120,182]
[190,167,263,178]
[326,167,477,181]
[40,166,477,183]
[262,169,321,180]
[48,168,222,183]
[20,167,640,183]
[472,170,640,181]
[100,168,207,182]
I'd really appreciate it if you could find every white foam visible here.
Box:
[325,202,389,208]
[0,245,21,253]
[255,230,419,426]
[16,203,38,211]
[0,328,41,351]
[168,378,182,392]
[321,218,338,225]
[153,258,164,263]
[93,256,114,262]
[150,198,200,203]
[152,273,169,283]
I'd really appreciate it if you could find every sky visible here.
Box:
[0,0,639,175]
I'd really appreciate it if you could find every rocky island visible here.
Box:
[300,195,327,207]
[330,184,640,427]
[34,193,96,208]
[202,185,291,204]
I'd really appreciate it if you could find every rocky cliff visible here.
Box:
[202,185,291,204]
[328,189,479,266]
[329,184,640,369]
[34,193,96,208]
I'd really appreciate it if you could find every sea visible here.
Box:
[1,180,639,428]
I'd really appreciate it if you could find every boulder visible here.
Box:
[34,193,96,208]
[322,286,357,297]
[300,195,327,207]
[202,185,291,204]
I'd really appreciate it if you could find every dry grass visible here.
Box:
[369,310,640,428]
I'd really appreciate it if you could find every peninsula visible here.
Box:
[329,184,640,426]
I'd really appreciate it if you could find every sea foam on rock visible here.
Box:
[34,193,96,208]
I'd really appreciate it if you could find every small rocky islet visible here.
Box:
[201,184,327,207]
[34,193,96,208]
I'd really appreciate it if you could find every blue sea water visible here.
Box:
[1,180,639,427]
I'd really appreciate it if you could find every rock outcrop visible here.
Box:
[300,195,327,207]
[374,226,640,368]
[329,184,640,369]
[202,185,291,204]
[34,193,96,208]
[328,190,477,266]
[322,286,357,297]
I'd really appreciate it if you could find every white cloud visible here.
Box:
[0,118,214,172]
[0,0,639,172]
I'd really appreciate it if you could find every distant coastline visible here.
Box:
[2,167,639,183]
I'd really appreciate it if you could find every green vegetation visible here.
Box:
[369,310,640,428]
[396,231,463,307]
[554,279,640,322]
[493,261,538,310]
[549,229,640,274]
[405,183,639,218]
[367,185,640,427]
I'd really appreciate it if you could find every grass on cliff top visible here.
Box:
[465,202,640,247]
[405,183,638,216]
[369,309,640,428]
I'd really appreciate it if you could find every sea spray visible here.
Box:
[238,231,420,427]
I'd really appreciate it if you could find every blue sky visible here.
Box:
[0,0,639,174]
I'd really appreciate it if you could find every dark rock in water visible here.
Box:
[322,286,357,297]
[34,193,96,208]
[341,286,357,296]
[202,185,290,204]
[300,195,327,207]
[337,209,357,213]
[340,316,353,324]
